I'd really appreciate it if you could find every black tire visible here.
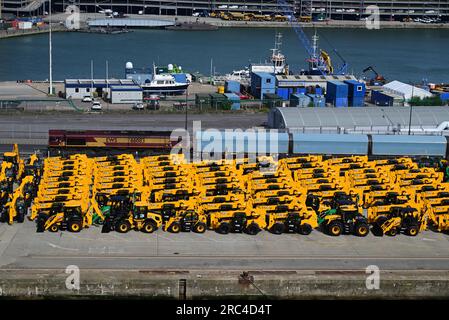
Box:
[245,223,260,235]
[116,220,131,233]
[142,220,157,233]
[0,210,8,223]
[169,222,181,233]
[298,223,312,235]
[48,224,59,232]
[406,224,419,237]
[217,222,230,234]
[354,222,370,237]
[68,220,82,233]
[386,228,397,236]
[270,223,285,235]
[16,211,25,223]
[193,222,206,234]
[327,220,343,236]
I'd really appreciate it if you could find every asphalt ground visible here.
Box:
[1,220,449,271]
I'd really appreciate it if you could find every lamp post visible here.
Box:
[408,83,414,135]
[185,87,188,131]
[48,0,53,95]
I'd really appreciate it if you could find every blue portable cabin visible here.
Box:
[251,72,276,99]
[344,80,365,107]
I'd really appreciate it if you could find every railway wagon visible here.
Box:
[48,130,179,155]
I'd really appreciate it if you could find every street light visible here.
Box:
[408,83,415,135]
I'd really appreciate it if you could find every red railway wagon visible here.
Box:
[48,130,179,154]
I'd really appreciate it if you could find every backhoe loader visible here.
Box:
[101,199,163,233]
[318,193,369,237]
[153,187,202,202]
[371,206,426,236]
[1,175,37,224]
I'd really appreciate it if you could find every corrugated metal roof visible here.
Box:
[269,106,449,130]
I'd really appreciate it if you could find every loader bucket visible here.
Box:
[101,219,112,233]
[370,223,384,237]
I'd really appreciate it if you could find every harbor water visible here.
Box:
[0,27,448,83]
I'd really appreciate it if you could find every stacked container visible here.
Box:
[326,81,348,107]
[344,80,366,107]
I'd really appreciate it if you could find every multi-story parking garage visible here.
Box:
[2,0,449,20]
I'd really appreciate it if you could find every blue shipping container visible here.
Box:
[371,90,394,106]
[276,88,289,100]
[344,80,366,98]
[350,96,365,107]
[225,80,240,93]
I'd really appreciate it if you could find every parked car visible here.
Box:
[91,101,102,111]
[82,96,93,103]
[132,102,144,110]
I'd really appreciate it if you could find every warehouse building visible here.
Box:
[64,79,138,100]
[267,106,449,134]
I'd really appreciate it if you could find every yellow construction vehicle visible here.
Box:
[371,206,426,236]
[317,193,369,237]
[208,207,266,235]
[201,201,245,214]
[2,144,24,182]
[101,199,163,233]
[1,175,36,224]
[35,199,97,233]
[266,206,318,235]
[164,209,207,233]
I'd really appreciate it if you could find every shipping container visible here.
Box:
[290,93,311,108]
[371,90,394,106]
[334,97,348,108]
[297,87,307,94]
[225,80,241,93]
[326,81,348,107]
[196,93,212,108]
[209,93,228,109]
[276,88,289,100]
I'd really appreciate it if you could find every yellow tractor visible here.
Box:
[371,206,426,237]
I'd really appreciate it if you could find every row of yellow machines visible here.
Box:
[2,149,449,237]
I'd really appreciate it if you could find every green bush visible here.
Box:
[409,96,444,106]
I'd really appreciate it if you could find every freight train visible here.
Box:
[48,129,449,159]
